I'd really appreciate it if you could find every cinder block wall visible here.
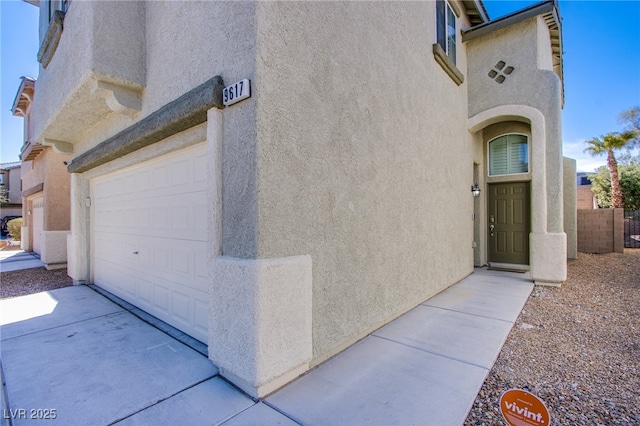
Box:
[577,208,624,253]
[577,185,596,209]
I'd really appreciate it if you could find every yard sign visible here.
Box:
[500,388,551,426]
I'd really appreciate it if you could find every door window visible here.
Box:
[489,134,529,176]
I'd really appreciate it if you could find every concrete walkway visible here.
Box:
[0,250,44,273]
[0,268,532,425]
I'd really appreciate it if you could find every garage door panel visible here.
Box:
[94,258,135,298]
[138,278,154,307]
[172,291,191,326]
[95,250,208,343]
[171,159,191,187]
[92,142,209,343]
[154,283,171,315]
[195,251,208,281]
[194,299,208,336]
[153,247,171,274]
[95,233,207,289]
[94,233,125,263]
[194,154,207,184]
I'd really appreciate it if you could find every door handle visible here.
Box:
[489,225,495,232]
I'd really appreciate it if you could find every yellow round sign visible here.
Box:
[500,389,551,426]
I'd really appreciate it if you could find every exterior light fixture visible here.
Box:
[471,183,481,198]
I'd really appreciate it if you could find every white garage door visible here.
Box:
[32,195,44,255]
[92,143,209,343]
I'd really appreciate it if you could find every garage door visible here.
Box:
[92,143,209,343]
[32,195,44,255]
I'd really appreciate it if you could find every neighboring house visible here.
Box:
[27,0,574,397]
[12,76,71,269]
[576,172,598,209]
[0,162,23,220]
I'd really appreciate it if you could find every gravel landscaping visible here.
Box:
[465,249,640,426]
[0,248,72,299]
[2,247,638,425]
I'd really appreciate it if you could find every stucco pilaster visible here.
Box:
[207,108,223,261]
[41,230,69,269]
[530,232,566,285]
[68,173,90,284]
[209,255,313,398]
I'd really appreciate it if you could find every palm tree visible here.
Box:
[584,131,636,208]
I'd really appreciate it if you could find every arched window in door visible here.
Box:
[489,134,529,176]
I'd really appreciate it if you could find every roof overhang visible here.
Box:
[21,141,46,162]
[463,0,490,26]
[11,76,36,118]
[0,162,22,171]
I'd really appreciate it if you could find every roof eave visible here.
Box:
[462,0,556,42]
[11,77,36,117]
[463,0,490,26]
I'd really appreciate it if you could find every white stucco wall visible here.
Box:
[248,1,477,361]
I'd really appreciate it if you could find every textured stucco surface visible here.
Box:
[563,157,577,259]
[67,76,224,173]
[20,148,70,263]
[466,15,566,283]
[33,1,146,145]
[467,16,564,232]
[530,232,567,284]
[1,167,23,205]
[40,0,569,391]
[41,230,69,267]
[21,148,71,230]
[250,2,475,359]
[209,255,312,398]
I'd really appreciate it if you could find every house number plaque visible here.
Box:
[223,79,251,106]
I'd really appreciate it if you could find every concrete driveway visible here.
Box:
[0,285,293,425]
[1,268,533,425]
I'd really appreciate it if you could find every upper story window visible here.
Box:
[436,0,456,65]
[489,134,529,176]
[38,0,69,68]
[47,0,70,21]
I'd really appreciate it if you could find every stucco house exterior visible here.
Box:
[11,76,71,269]
[0,162,22,219]
[27,0,572,397]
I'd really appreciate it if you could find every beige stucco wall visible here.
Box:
[466,14,566,284]
[21,148,70,231]
[7,168,22,204]
[467,16,564,234]
[33,1,145,146]
[563,157,577,259]
[246,1,476,360]
[38,0,568,392]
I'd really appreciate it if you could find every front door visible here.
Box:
[488,182,530,265]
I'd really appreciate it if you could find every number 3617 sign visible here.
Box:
[223,79,251,107]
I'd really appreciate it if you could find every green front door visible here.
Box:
[488,182,530,265]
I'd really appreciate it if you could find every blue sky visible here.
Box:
[1,0,639,171]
